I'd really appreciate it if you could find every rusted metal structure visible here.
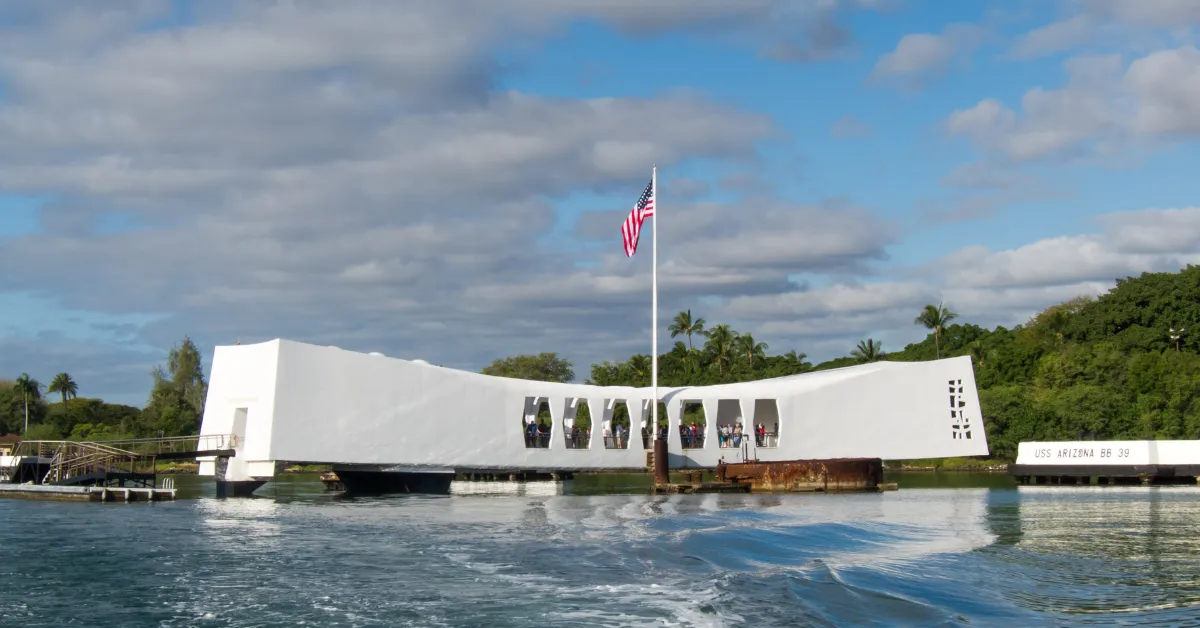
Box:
[716,458,885,492]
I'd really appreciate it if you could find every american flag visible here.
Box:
[621,178,655,257]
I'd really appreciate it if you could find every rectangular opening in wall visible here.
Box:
[520,397,551,448]
[231,407,248,450]
[564,399,592,450]
[753,399,780,448]
[606,400,631,449]
[714,400,743,449]
[679,401,706,449]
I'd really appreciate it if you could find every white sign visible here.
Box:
[1016,441,1151,466]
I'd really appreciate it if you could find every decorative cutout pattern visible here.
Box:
[949,379,970,439]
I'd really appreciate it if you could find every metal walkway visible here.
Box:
[1,434,235,487]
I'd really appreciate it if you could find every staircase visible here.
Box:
[4,434,235,488]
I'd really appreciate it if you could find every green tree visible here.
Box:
[915,301,958,359]
[704,324,737,375]
[735,333,768,369]
[482,352,574,383]
[13,373,41,433]
[47,372,78,403]
[851,339,885,363]
[668,309,707,351]
[143,336,209,437]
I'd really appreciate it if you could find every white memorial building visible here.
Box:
[197,339,989,494]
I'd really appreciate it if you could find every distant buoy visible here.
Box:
[369,352,385,357]
[327,345,340,350]
[412,359,429,365]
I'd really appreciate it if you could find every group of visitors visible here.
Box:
[717,423,768,448]
[676,422,703,448]
[524,420,551,448]
[568,424,591,449]
[601,422,628,448]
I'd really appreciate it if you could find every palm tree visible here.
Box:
[703,324,737,374]
[627,354,651,386]
[915,301,958,359]
[48,372,78,403]
[13,373,41,433]
[668,309,707,350]
[784,350,811,371]
[735,333,768,368]
[851,339,885,363]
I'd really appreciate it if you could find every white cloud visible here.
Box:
[705,206,1200,356]
[0,0,895,395]
[1010,14,1098,59]
[1125,46,1200,134]
[870,24,981,88]
[1008,0,1200,60]
[944,47,1200,162]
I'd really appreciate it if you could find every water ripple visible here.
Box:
[2,483,1200,626]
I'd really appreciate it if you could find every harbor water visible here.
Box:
[1,473,1198,626]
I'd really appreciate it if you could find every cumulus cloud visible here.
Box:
[870,24,982,89]
[944,47,1200,162]
[0,0,895,395]
[1009,0,1200,60]
[706,206,1200,355]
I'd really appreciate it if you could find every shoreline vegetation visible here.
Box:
[4,266,1199,464]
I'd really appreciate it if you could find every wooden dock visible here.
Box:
[0,483,177,502]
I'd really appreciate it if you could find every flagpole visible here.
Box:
[651,165,658,439]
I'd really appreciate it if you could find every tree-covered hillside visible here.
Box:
[1,336,210,440]
[495,265,1200,461]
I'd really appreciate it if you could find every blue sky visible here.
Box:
[1,0,1199,407]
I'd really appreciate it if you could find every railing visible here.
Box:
[602,435,629,450]
[524,433,551,448]
[7,434,236,486]
[565,434,591,449]
[681,434,706,449]
[11,440,152,485]
[88,434,237,456]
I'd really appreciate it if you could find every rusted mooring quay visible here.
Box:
[716,458,895,493]
[650,451,895,494]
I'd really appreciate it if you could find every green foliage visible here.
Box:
[915,301,958,358]
[47,372,78,403]
[591,269,1200,462]
[865,266,1200,460]
[851,338,886,363]
[586,312,813,390]
[482,352,575,383]
[142,336,209,437]
[0,379,47,434]
[7,335,208,440]
[21,423,60,440]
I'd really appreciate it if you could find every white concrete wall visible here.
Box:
[199,339,989,481]
[1016,440,1200,466]
[196,341,281,480]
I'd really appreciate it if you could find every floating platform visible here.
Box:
[1010,440,1200,485]
[0,483,177,502]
